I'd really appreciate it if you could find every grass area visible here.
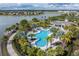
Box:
[12,41,21,56]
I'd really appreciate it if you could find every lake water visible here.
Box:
[0,12,62,38]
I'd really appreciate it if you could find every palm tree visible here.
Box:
[18,37,29,53]
[30,34,35,39]
[50,28,59,37]
[47,45,64,56]
[61,32,72,43]
[47,35,53,42]
[55,45,64,56]
[36,49,46,56]
[61,25,79,43]
[47,48,55,56]
[46,34,54,47]
[61,25,79,55]
[26,47,39,56]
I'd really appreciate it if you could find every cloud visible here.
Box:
[0,3,79,10]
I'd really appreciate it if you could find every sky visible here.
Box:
[0,3,79,10]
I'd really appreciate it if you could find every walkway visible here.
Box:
[7,33,18,56]
[0,42,2,56]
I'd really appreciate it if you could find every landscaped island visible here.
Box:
[4,12,79,56]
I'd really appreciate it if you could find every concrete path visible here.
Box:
[0,42,2,56]
[7,33,18,56]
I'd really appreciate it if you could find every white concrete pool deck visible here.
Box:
[27,28,59,51]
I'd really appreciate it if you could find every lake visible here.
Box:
[0,12,62,39]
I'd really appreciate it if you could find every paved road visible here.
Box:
[7,33,18,56]
[0,42,2,56]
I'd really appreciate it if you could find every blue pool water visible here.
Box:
[35,30,50,47]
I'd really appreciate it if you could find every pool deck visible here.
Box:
[30,28,53,50]
[28,27,62,50]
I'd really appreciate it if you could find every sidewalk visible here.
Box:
[7,33,18,56]
[0,42,2,56]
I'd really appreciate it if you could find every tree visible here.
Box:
[46,35,53,46]
[47,35,52,42]
[55,45,64,56]
[26,47,39,56]
[48,16,58,22]
[47,48,55,56]
[50,28,59,37]
[44,19,50,25]
[5,27,11,32]
[64,25,79,39]
[32,18,39,22]
[61,25,79,55]
[68,25,77,32]
[74,39,79,47]
[2,36,8,41]
[5,24,16,32]
[47,46,64,56]
[10,25,16,29]
[64,25,69,30]
[38,20,49,28]
[29,33,35,39]
[18,37,29,52]
[61,32,72,43]
[19,19,31,31]
[36,49,46,56]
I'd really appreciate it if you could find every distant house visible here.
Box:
[51,19,74,28]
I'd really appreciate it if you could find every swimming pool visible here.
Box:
[35,30,50,47]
